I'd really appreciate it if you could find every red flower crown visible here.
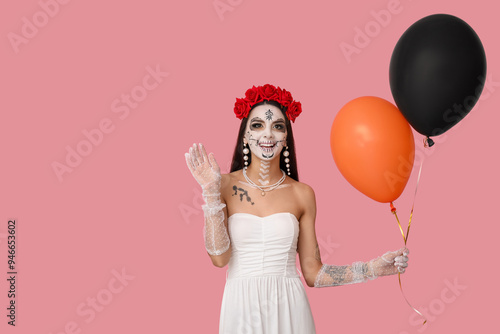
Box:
[234,84,302,123]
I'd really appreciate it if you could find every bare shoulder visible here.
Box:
[291,180,316,201]
[289,180,316,221]
[222,170,241,182]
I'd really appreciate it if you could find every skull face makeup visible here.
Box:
[244,104,287,161]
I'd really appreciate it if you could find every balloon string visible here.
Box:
[390,154,427,325]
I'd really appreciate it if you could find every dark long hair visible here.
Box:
[230,100,299,181]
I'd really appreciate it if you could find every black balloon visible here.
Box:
[389,14,486,139]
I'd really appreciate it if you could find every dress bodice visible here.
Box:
[226,212,301,279]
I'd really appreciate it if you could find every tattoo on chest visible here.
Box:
[232,185,255,205]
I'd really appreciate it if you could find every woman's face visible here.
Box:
[244,104,287,161]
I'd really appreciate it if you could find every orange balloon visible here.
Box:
[330,96,415,203]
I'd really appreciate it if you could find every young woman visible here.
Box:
[185,84,409,334]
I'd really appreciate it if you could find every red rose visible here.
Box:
[286,101,302,123]
[280,89,293,106]
[259,84,280,101]
[234,98,250,119]
[234,84,302,121]
[244,86,262,104]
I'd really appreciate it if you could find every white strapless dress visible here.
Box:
[219,212,316,334]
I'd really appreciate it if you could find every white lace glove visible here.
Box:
[185,143,230,256]
[314,248,409,287]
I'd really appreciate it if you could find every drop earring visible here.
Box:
[283,146,290,176]
[243,143,249,170]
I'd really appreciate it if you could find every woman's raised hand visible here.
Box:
[185,143,222,194]
[186,143,230,257]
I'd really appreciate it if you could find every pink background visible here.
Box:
[1,0,499,333]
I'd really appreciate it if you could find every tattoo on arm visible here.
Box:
[323,265,348,285]
[232,185,254,205]
[361,262,369,277]
[314,243,321,262]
